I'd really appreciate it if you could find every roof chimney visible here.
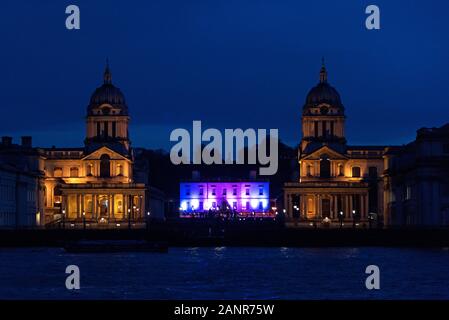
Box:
[249,170,257,180]
[192,170,201,180]
[1,136,12,147]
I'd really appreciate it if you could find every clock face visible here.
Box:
[320,106,329,115]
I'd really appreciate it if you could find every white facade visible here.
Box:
[0,166,43,228]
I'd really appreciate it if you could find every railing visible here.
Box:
[45,217,147,229]
[284,181,369,188]
[60,183,146,189]
[44,217,63,229]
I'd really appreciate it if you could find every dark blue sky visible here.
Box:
[0,0,448,150]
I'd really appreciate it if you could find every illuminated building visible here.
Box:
[284,62,385,226]
[179,181,271,217]
[383,125,449,226]
[0,136,45,227]
[42,63,146,227]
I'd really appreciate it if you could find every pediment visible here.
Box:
[82,146,130,161]
[302,145,348,160]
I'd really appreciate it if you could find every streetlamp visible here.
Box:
[82,211,86,230]
[128,208,131,230]
[62,209,66,229]
[338,211,344,229]
[352,210,356,229]
[146,211,151,231]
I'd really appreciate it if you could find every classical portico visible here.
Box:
[284,182,369,221]
[62,184,145,222]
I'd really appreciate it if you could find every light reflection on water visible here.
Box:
[0,247,448,300]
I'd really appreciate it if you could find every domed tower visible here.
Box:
[300,60,346,153]
[85,62,131,156]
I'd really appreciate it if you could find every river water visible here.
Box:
[0,247,448,299]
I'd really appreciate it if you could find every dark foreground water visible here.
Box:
[0,247,448,300]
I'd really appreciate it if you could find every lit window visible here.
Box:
[86,164,93,176]
[54,167,62,178]
[352,167,361,178]
[70,167,79,178]
[338,164,344,176]
[306,165,312,176]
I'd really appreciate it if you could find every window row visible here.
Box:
[305,163,378,178]
[51,163,124,178]
[0,184,15,201]
[185,186,265,196]
[184,201,265,211]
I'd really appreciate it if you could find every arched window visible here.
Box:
[338,164,344,176]
[320,155,331,178]
[54,167,62,178]
[70,167,79,178]
[86,164,93,176]
[352,166,361,178]
[100,154,111,177]
[306,165,312,176]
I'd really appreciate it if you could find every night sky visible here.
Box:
[0,0,448,150]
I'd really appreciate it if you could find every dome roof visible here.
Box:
[87,63,128,115]
[303,62,344,111]
[305,82,342,107]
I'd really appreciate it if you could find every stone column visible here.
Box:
[111,194,115,220]
[93,194,97,220]
[364,194,369,219]
[76,194,80,219]
[359,195,364,219]
[81,195,85,218]
[345,195,351,218]
[140,195,144,219]
[329,194,335,219]
[124,194,128,221]
[349,195,353,219]
[333,195,340,219]
[107,194,111,219]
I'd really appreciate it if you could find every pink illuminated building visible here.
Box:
[179,181,272,218]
